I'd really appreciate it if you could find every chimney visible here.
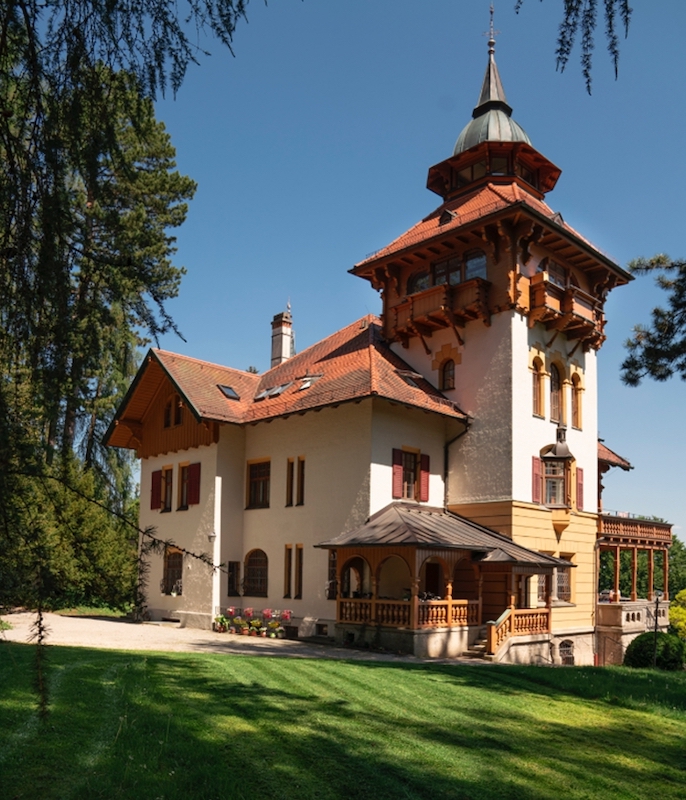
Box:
[271,305,295,367]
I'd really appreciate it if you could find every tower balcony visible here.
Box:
[386,278,490,344]
[528,272,604,347]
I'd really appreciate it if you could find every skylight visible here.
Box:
[218,384,240,401]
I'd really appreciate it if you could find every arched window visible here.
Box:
[464,250,487,281]
[571,374,582,429]
[244,549,268,597]
[407,270,430,295]
[532,358,544,417]
[174,394,183,425]
[163,399,172,428]
[550,364,562,423]
[559,639,575,665]
[441,359,455,390]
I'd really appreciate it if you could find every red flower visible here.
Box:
[281,610,292,622]
[262,608,272,619]
[244,607,253,618]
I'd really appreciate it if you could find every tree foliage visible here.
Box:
[671,589,686,642]
[624,630,685,671]
[620,256,686,386]
[515,0,632,93]
[1,16,197,613]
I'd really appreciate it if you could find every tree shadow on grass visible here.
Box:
[1,644,685,800]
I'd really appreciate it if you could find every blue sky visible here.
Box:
[154,1,686,540]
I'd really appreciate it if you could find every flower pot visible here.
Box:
[241,628,249,635]
[260,631,267,638]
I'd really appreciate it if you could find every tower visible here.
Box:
[351,30,631,646]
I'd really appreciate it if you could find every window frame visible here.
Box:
[178,463,189,510]
[549,364,562,424]
[532,357,544,418]
[244,549,269,597]
[392,448,430,502]
[161,466,173,512]
[284,545,292,598]
[294,544,303,599]
[571,373,582,430]
[296,457,305,506]
[161,546,183,595]
[247,460,271,509]
[441,359,455,391]
[227,561,241,597]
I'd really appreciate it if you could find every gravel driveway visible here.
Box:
[1,610,480,664]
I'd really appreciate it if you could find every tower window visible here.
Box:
[244,549,268,597]
[571,374,582,429]
[532,358,544,417]
[247,461,270,509]
[441,359,455,390]
[550,364,562,423]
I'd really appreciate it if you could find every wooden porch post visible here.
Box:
[630,547,638,601]
[445,579,453,628]
[647,549,654,601]
[478,574,483,626]
[663,548,669,601]
[613,545,621,602]
[371,575,378,624]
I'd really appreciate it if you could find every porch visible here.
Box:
[318,503,565,660]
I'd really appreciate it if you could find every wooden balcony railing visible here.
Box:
[337,598,479,629]
[486,607,551,656]
[388,278,490,341]
[598,514,672,545]
[528,273,602,345]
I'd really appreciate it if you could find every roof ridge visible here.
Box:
[154,348,259,377]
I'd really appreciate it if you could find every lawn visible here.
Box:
[1,644,685,800]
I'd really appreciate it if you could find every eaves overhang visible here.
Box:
[104,349,204,448]
[352,199,632,286]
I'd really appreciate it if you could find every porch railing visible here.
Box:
[486,607,551,656]
[337,598,479,629]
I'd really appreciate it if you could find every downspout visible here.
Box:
[444,418,471,509]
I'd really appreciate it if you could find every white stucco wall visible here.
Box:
[240,401,373,622]
[139,443,219,624]
[369,398,447,513]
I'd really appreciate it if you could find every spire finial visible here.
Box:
[484,3,499,55]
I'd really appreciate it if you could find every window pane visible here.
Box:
[402,451,417,500]
[465,250,487,281]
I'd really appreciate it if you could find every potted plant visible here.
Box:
[214,614,229,633]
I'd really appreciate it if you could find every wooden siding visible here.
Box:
[138,383,218,458]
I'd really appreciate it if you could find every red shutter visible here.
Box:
[419,454,430,502]
[151,470,162,510]
[392,449,403,499]
[188,462,201,505]
[532,457,541,504]
[576,467,584,511]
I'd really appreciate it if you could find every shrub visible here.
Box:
[624,631,685,671]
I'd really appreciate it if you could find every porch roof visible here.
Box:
[317,503,568,568]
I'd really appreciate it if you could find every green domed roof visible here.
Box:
[453,37,531,155]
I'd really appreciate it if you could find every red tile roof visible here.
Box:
[598,441,632,471]
[355,182,614,269]
[111,317,467,440]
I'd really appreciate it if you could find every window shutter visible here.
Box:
[392,449,403,499]
[188,462,201,505]
[576,467,584,511]
[151,470,162,510]
[532,457,541,504]
[419,454,430,502]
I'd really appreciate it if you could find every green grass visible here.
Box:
[53,605,131,618]
[1,644,685,800]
